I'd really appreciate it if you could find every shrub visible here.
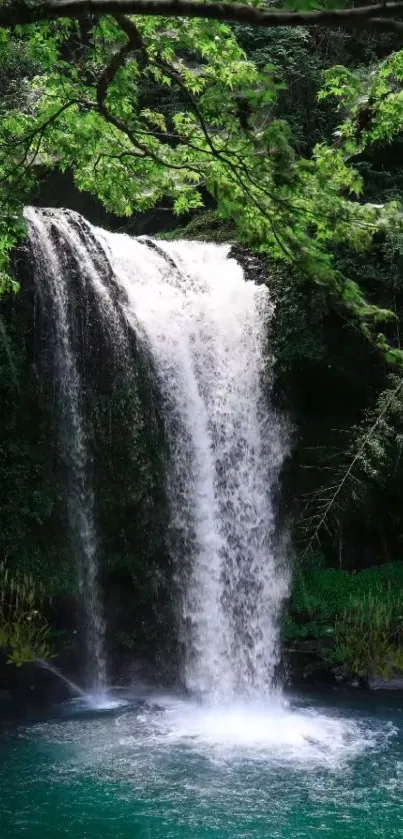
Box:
[286,560,403,677]
[328,586,403,678]
[0,561,52,666]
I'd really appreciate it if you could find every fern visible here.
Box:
[0,561,52,665]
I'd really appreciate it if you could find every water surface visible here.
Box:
[1,691,402,838]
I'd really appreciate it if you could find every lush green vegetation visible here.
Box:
[285,556,403,679]
[0,561,51,666]
[2,2,403,679]
[0,7,402,350]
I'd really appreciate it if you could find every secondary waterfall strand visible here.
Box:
[25,207,109,691]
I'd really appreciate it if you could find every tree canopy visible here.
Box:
[1,1,403,360]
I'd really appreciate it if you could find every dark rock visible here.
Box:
[367,673,403,690]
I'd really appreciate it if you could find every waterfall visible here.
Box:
[24,207,119,691]
[25,207,288,701]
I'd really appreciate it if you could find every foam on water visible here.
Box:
[61,693,130,715]
[28,693,392,775]
[131,696,386,768]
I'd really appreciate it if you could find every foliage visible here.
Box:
[0,31,41,294]
[288,559,403,643]
[159,209,235,242]
[329,588,403,678]
[0,15,401,353]
[319,50,403,152]
[285,560,403,678]
[291,563,352,630]
[0,561,52,665]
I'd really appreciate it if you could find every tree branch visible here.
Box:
[91,96,202,172]
[302,377,403,554]
[97,39,133,106]
[2,0,403,34]
[113,12,148,65]
[97,14,147,106]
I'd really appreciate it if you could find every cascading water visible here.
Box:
[25,206,288,701]
[95,232,289,700]
[25,207,118,692]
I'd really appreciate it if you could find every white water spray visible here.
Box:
[95,231,289,700]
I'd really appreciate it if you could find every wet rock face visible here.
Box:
[283,645,403,693]
[228,245,269,287]
[367,674,403,691]
[283,643,361,691]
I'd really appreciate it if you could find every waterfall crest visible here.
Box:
[25,207,288,699]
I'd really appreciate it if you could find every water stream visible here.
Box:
[36,660,86,698]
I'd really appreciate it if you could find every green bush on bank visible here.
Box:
[285,557,403,677]
[330,588,403,678]
[0,561,52,666]
[289,556,403,627]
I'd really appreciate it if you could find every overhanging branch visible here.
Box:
[2,0,403,34]
[97,13,147,106]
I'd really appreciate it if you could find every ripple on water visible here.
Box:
[3,694,401,839]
